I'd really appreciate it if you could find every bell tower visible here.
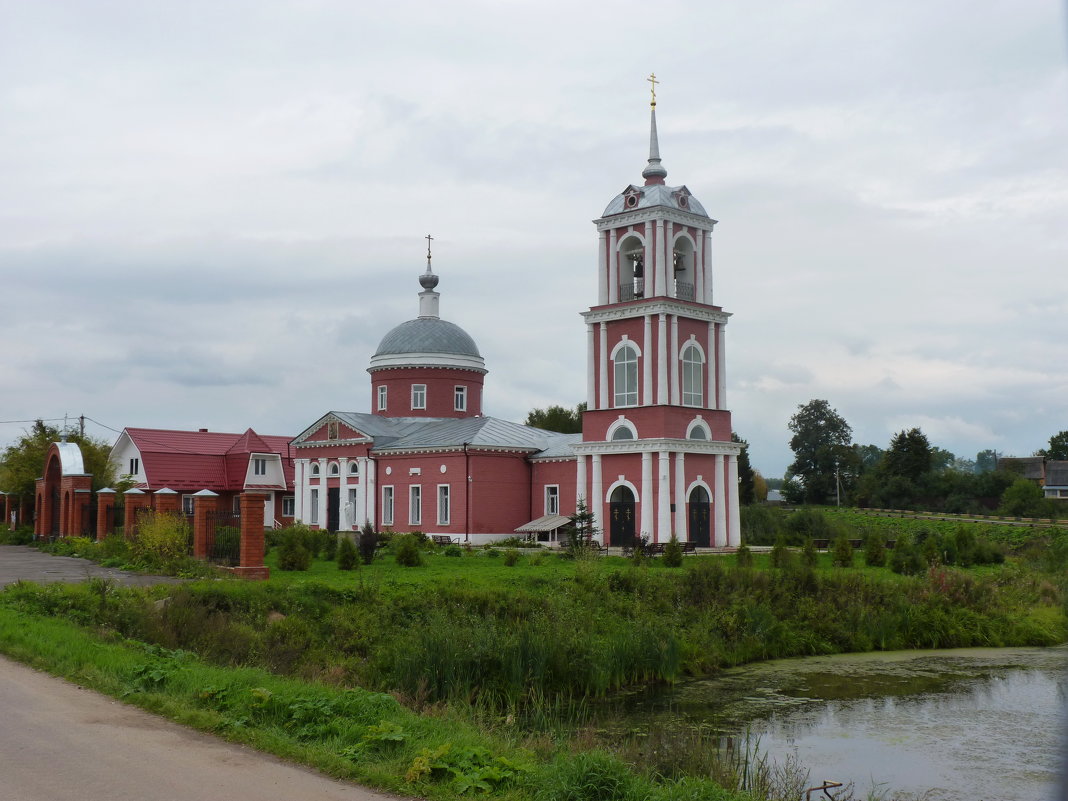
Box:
[571,77,742,549]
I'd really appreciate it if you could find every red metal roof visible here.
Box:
[124,428,295,493]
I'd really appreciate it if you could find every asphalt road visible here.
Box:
[0,544,183,588]
[0,655,403,801]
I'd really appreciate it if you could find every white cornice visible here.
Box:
[367,352,488,373]
[570,438,743,456]
[594,208,719,231]
[294,438,372,449]
[581,301,731,325]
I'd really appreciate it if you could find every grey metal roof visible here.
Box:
[602,183,709,218]
[531,433,581,459]
[329,412,448,448]
[374,317,481,358]
[1045,461,1068,487]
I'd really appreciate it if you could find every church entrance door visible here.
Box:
[609,486,636,548]
[688,486,711,547]
[326,487,339,532]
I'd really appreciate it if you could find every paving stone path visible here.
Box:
[0,544,184,588]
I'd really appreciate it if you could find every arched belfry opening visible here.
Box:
[672,235,696,301]
[618,233,645,301]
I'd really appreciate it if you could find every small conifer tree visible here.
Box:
[864,532,887,567]
[735,543,754,568]
[801,537,818,568]
[663,534,683,567]
[337,536,357,570]
[831,532,854,568]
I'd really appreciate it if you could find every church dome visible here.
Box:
[374,317,481,359]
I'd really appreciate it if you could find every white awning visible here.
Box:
[515,514,570,533]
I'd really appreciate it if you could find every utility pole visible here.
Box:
[79,415,85,438]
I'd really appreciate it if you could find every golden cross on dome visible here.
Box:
[647,73,659,107]
[425,233,434,264]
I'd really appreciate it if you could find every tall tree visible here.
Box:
[855,444,885,472]
[1046,431,1068,461]
[884,428,933,481]
[524,403,586,434]
[975,450,998,474]
[787,399,855,504]
[732,432,755,505]
[0,420,116,502]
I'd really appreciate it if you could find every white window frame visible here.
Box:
[613,343,639,407]
[182,494,195,515]
[310,463,320,477]
[282,496,295,517]
[545,485,560,516]
[437,484,450,525]
[349,461,359,476]
[454,386,467,412]
[411,384,427,410]
[329,462,340,476]
[253,457,267,476]
[309,489,319,524]
[377,385,387,411]
[409,485,422,526]
[681,343,704,407]
[129,457,139,475]
[381,486,394,526]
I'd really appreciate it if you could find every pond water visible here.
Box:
[599,646,1068,800]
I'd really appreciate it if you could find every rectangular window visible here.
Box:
[233,495,242,516]
[129,457,139,475]
[282,496,295,517]
[182,494,195,515]
[454,386,467,412]
[411,384,426,410]
[437,485,450,525]
[381,486,394,525]
[545,485,560,516]
[253,458,267,476]
[377,385,387,411]
[310,489,319,524]
[409,485,422,525]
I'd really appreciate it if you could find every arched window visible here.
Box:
[329,462,340,476]
[613,344,638,407]
[681,344,704,407]
[611,427,634,441]
[310,463,320,477]
[349,462,359,475]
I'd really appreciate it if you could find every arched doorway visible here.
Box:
[609,485,636,547]
[688,486,711,547]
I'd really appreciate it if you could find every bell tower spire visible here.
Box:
[641,73,667,186]
[418,233,440,319]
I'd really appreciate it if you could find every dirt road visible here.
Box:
[0,655,403,801]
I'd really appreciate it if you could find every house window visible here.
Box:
[377,385,387,411]
[253,458,267,476]
[437,485,450,525]
[328,420,339,440]
[310,463,320,477]
[409,485,422,525]
[381,486,394,525]
[681,344,704,406]
[129,457,139,475]
[545,485,560,516]
[329,462,339,476]
[412,384,426,410]
[282,496,295,517]
[182,495,195,515]
[347,488,358,526]
[454,386,467,412]
[613,344,638,407]
[310,489,319,524]
[233,495,242,516]
[349,461,359,476]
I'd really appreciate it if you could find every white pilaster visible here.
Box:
[657,314,668,404]
[302,460,313,524]
[714,454,726,547]
[657,451,671,542]
[717,323,727,410]
[317,458,328,527]
[598,323,609,410]
[586,324,596,409]
[642,314,653,406]
[703,230,713,304]
[666,221,674,297]
[355,456,369,528]
[644,221,654,296]
[640,451,653,541]
[608,229,618,304]
[674,452,687,541]
[695,230,704,305]
[669,315,680,405]
[591,454,602,537]
[655,219,666,297]
[727,454,741,547]
[707,322,717,410]
[294,459,305,521]
[338,458,349,529]
[365,458,376,527]
[576,454,587,508]
[598,231,609,305]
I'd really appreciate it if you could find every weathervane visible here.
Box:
[647,73,659,108]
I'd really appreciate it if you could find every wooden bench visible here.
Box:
[430,534,458,546]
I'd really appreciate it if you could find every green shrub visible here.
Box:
[662,535,683,567]
[394,533,423,567]
[735,544,753,568]
[785,507,834,543]
[277,527,312,571]
[801,537,818,568]
[864,532,887,567]
[358,522,379,565]
[336,537,358,570]
[831,533,853,568]
[130,512,190,568]
[485,548,501,559]
[502,549,520,567]
[890,534,924,575]
[954,525,976,567]
[321,533,339,561]
[0,525,34,545]
[534,750,639,801]
[770,535,794,569]
[740,505,785,545]
[443,545,462,557]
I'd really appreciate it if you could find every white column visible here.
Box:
[665,221,674,297]
[657,451,671,542]
[642,314,653,406]
[317,458,328,527]
[302,460,313,524]
[294,460,305,521]
[714,454,727,547]
[586,324,596,410]
[717,324,727,410]
[339,458,350,528]
[607,229,618,304]
[644,221,654,296]
[657,314,668,404]
[674,452,687,541]
[669,315,680,405]
[598,231,609,305]
[694,231,704,305]
[727,454,741,547]
[355,456,369,528]
[655,219,666,297]
[598,323,609,410]
[707,322,717,411]
[365,458,376,528]
[703,230,713,304]
[640,451,653,541]
[576,454,587,508]
[591,454,603,538]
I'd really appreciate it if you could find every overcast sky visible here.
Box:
[2,0,1066,477]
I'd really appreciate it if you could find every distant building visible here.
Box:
[1042,461,1068,500]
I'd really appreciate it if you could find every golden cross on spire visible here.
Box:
[425,233,434,265]
[647,73,659,107]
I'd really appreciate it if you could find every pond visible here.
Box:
[598,646,1068,800]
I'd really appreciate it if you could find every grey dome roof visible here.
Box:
[602,183,709,218]
[374,317,481,359]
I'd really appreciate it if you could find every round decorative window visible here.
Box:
[385,466,392,476]
[625,194,638,208]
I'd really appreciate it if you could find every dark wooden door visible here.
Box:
[327,487,340,532]
[688,486,711,547]
[609,486,636,547]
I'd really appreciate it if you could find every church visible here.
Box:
[290,90,742,547]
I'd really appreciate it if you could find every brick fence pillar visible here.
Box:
[123,489,150,540]
[96,489,115,541]
[154,488,180,515]
[232,492,269,580]
[73,487,92,537]
[192,490,218,560]
[3,494,13,531]
[35,478,47,538]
